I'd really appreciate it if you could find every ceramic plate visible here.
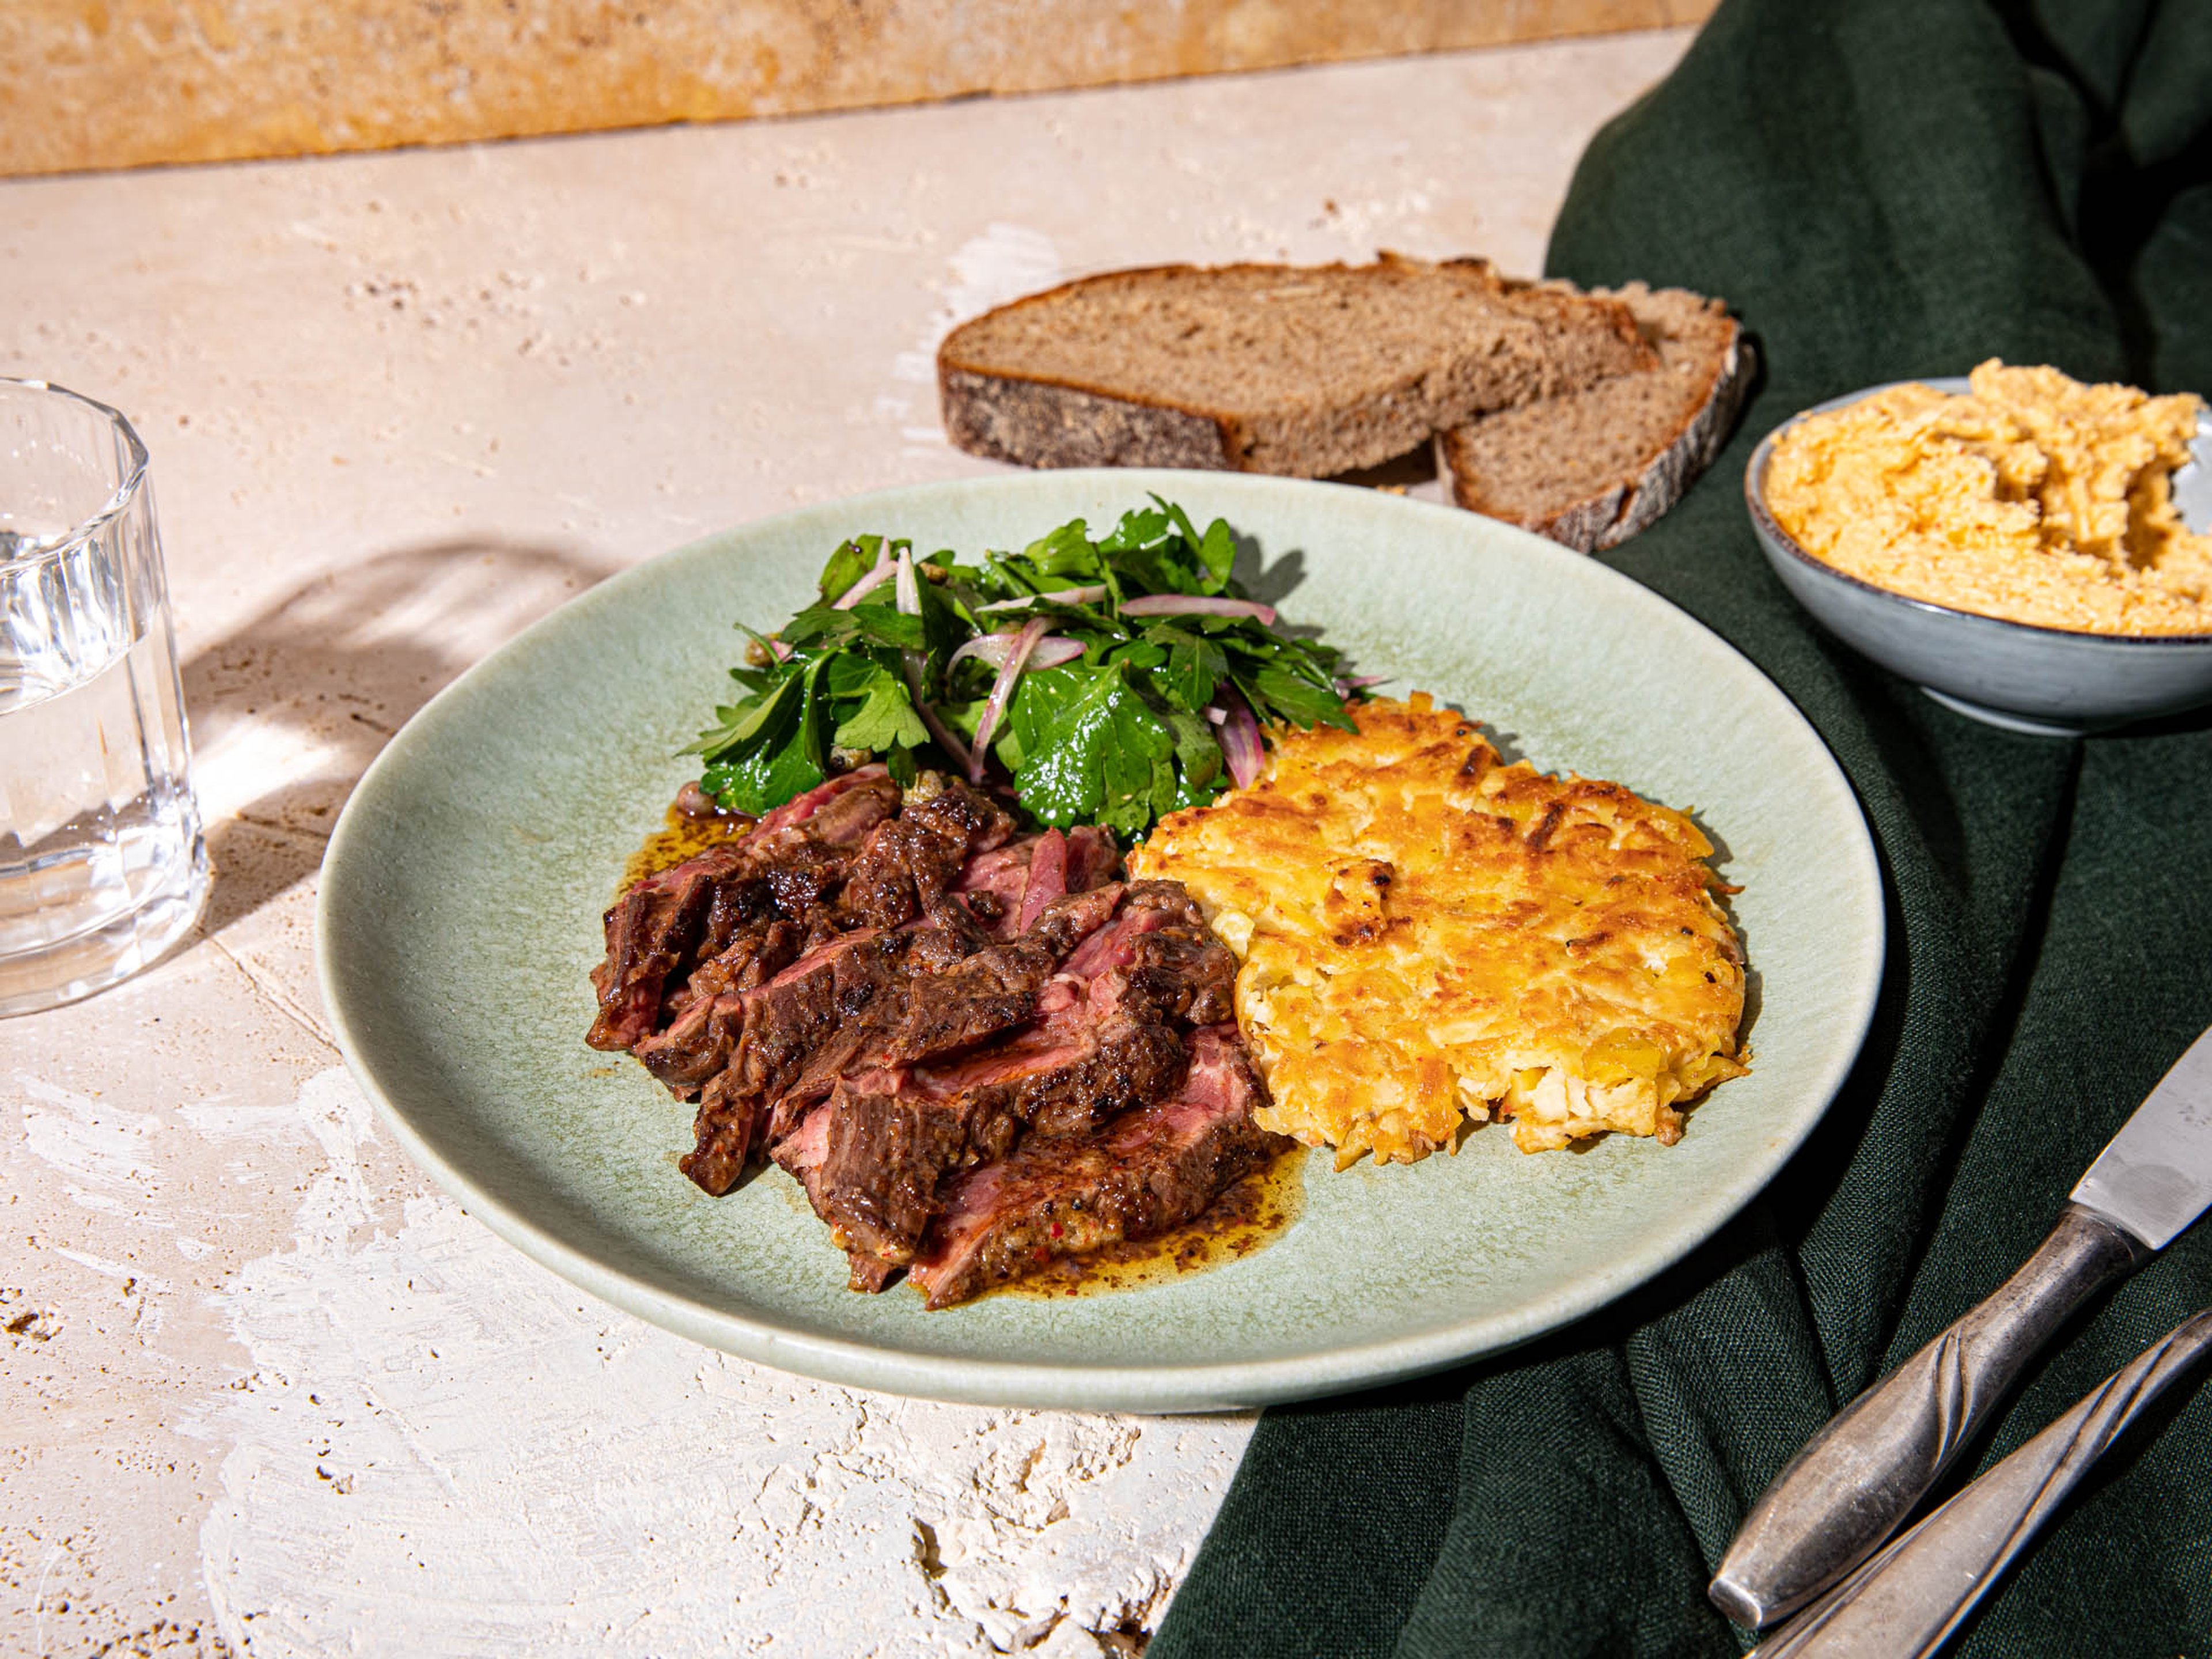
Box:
[319,471,1884,1412]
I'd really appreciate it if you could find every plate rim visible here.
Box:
[317,468,1887,1412]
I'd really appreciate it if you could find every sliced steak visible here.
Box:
[1063,825,1119,892]
[680,1067,762,1196]
[955,825,1120,937]
[632,917,806,1093]
[673,927,907,1188]
[1013,828,1071,933]
[952,838,1036,927]
[756,764,899,836]
[904,894,996,973]
[907,1026,1287,1308]
[778,1009,1188,1287]
[589,771,896,1053]
[775,1071,984,1286]
[585,855,728,1050]
[782,884,1127,1110]
[930,1016,1187,1142]
[706,885,1132,1196]
[835,776,1015,931]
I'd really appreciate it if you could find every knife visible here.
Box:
[1709,1024,2212,1628]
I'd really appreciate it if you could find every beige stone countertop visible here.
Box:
[1,31,1690,1658]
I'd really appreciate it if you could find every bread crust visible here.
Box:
[1438,289,1752,552]
[937,255,1654,477]
[940,366,1239,470]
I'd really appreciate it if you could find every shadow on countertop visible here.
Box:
[183,537,616,938]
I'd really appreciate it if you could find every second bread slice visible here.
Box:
[938,255,1658,479]
[1436,284,1751,552]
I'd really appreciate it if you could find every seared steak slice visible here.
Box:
[679,927,904,1191]
[996,1018,1187,1139]
[774,1071,981,1283]
[955,825,1120,937]
[1013,829,1072,933]
[586,855,729,1050]
[835,777,1016,931]
[778,1012,1188,1285]
[589,770,897,1052]
[703,887,1132,1192]
[905,895,995,973]
[783,885,1128,1108]
[755,764,900,836]
[633,917,805,1093]
[695,873,777,962]
[953,839,1035,930]
[726,927,909,1136]
[778,882,1209,1286]
[1017,883,1127,960]
[680,1068,763,1195]
[931,1016,1187,1142]
[906,1026,1287,1308]
[1064,825,1119,892]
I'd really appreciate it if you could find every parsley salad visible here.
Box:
[686,498,1368,838]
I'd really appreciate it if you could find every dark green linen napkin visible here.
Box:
[1154,2,2212,1654]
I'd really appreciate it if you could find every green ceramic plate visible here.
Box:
[319,471,1883,1412]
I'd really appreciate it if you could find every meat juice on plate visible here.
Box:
[0,381,206,1015]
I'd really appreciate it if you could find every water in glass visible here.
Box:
[0,380,206,1014]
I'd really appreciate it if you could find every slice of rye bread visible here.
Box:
[937,254,1660,479]
[1435,283,1752,553]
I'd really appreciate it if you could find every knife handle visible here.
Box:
[1709,1203,2145,1627]
[1749,1306,2212,1658]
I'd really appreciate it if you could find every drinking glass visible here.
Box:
[0,379,206,1015]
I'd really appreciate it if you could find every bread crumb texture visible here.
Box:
[1127,694,1747,1164]
[1766,360,2212,635]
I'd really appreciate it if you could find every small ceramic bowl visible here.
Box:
[1746,377,2212,736]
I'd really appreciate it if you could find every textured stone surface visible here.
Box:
[0,31,1690,1654]
[2,0,1711,176]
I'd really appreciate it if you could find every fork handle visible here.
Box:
[1709,1203,2145,1627]
[1749,1306,2212,1657]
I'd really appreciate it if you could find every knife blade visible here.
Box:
[2071,1028,2212,1247]
[1709,1024,2212,1628]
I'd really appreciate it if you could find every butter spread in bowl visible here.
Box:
[1763,361,2211,635]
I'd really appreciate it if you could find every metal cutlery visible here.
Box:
[1710,1025,2212,1626]
[1748,1306,2212,1657]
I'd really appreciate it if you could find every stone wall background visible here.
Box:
[2,0,1710,176]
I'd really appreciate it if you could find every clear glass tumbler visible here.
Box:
[0,380,206,1016]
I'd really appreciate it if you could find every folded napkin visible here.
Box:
[1154,1,2212,1653]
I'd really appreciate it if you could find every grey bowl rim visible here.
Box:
[1744,377,2212,650]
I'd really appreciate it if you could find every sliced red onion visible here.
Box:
[1337,673,1390,692]
[1025,637,1084,669]
[975,585,1108,611]
[765,636,793,661]
[967,618,1051,782]
[1218,698,1266,790]
[901,652,974,776]
[831,551,895,609]
[887,550,972,770]
[894,546,921,616]
[1118,594,1277,625]
[949,632,1085,673]
[1203,705,1226,725]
